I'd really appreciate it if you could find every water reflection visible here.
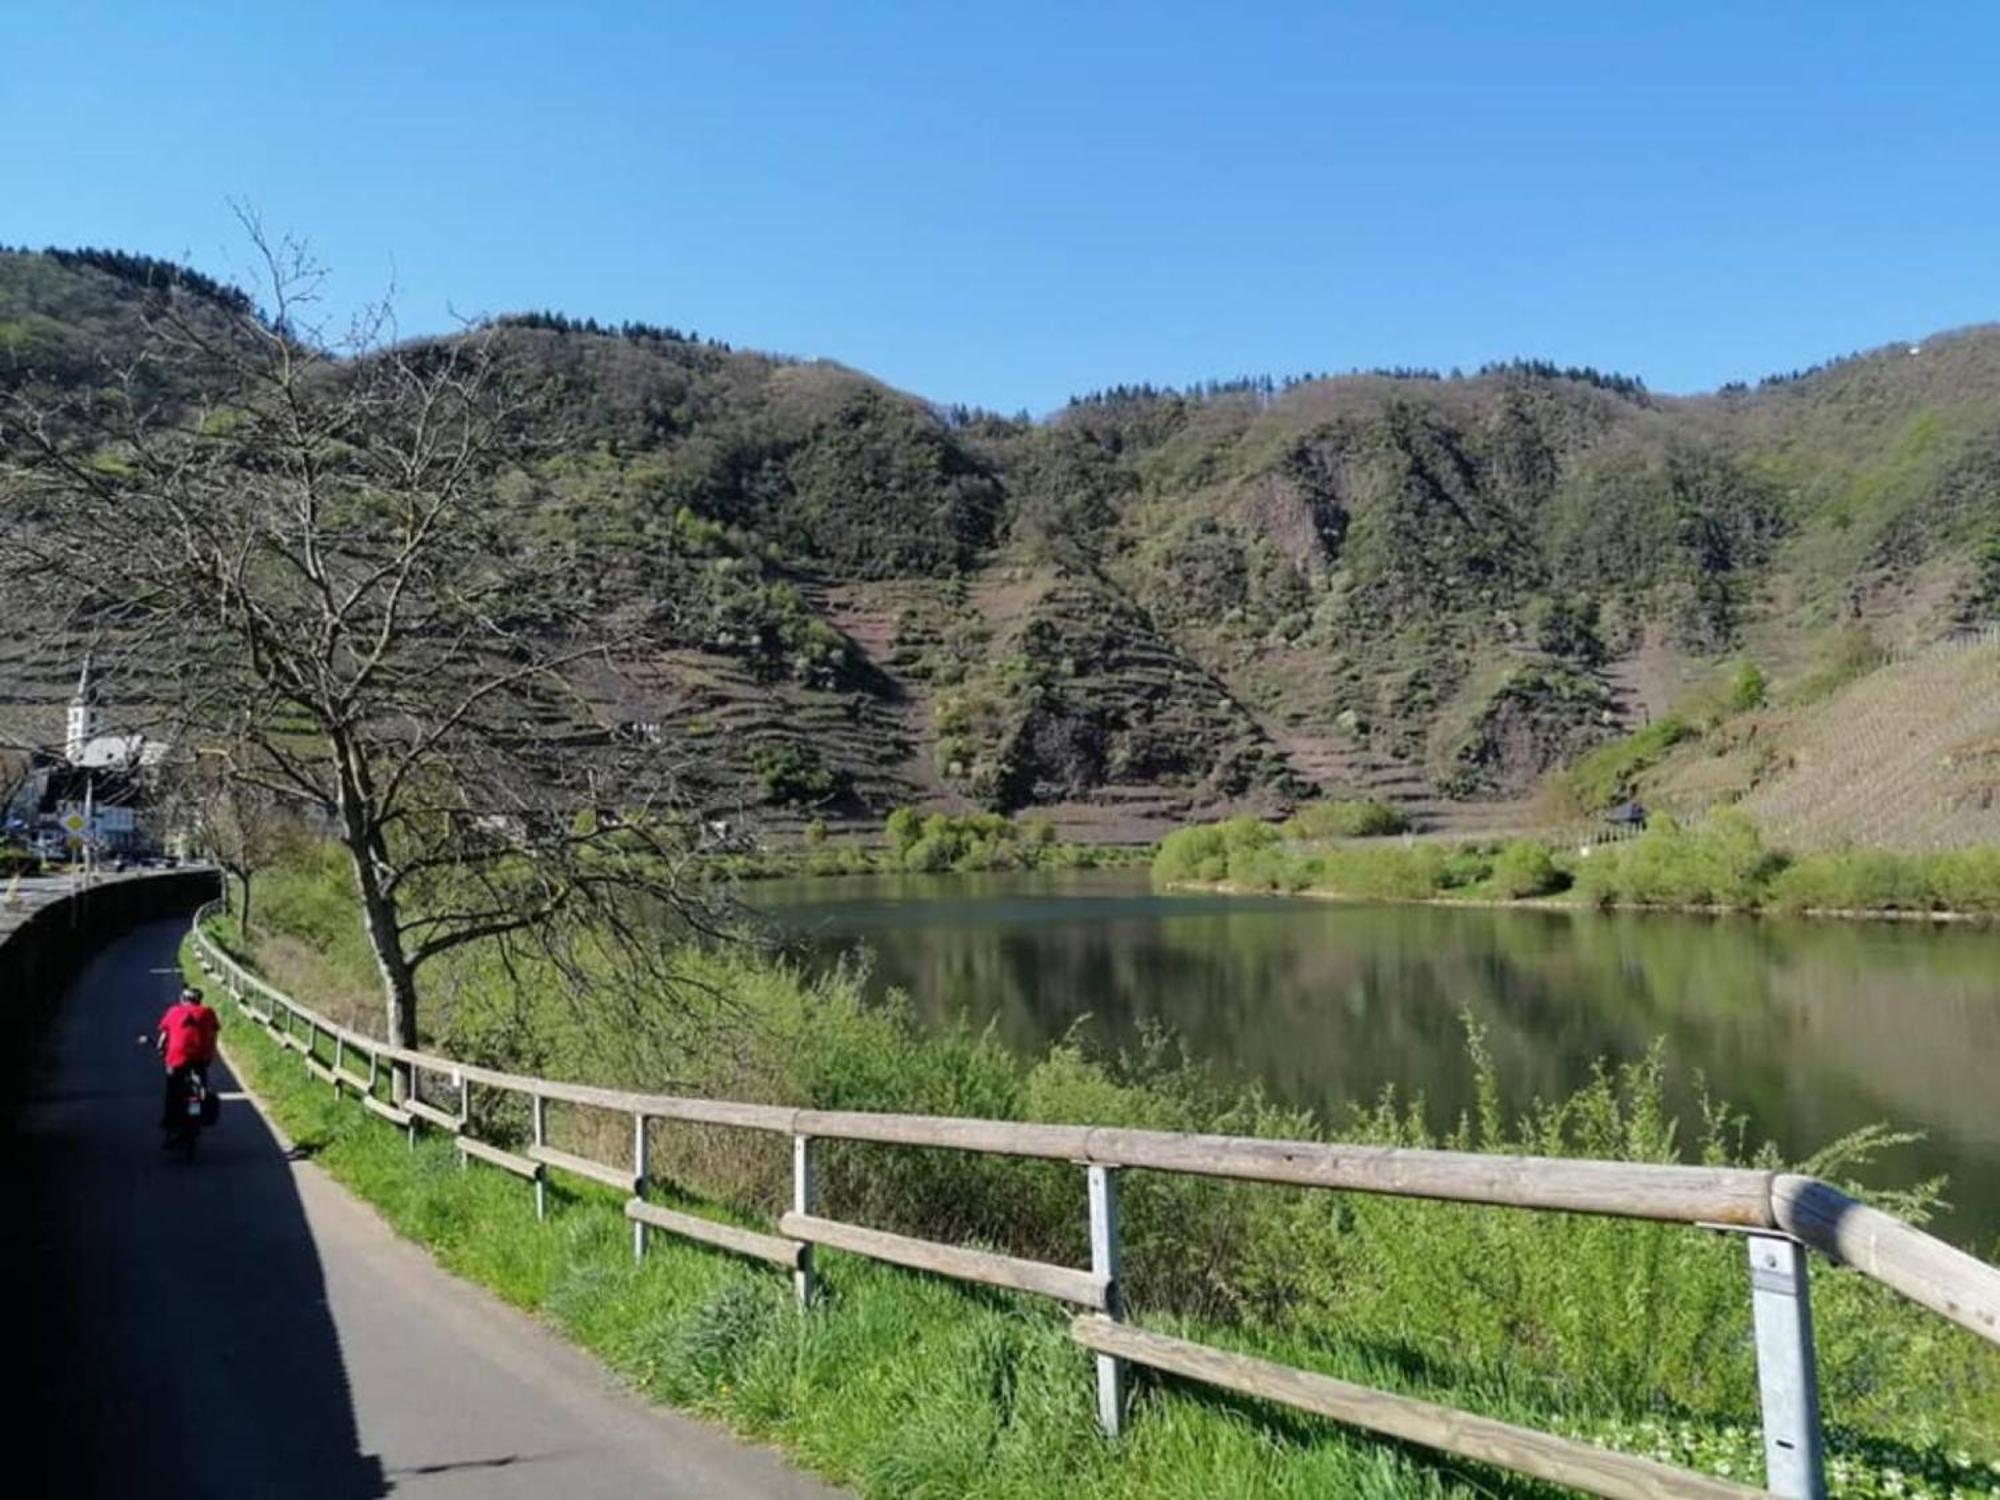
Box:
[753,870,2000,1251]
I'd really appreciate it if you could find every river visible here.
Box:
[752,868,2000,1252]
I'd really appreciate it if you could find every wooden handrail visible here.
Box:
[529,1142,639,1194]
[1071,1318,1768,1500]
[187,902,2000,1500]
[780,1211,1111,1310]
[625,1199,804,1270]
[1771,1174,2000,1343]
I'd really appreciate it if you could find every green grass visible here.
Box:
[184,891,2000,1498]
[1562,717,1695,812]
[1785,628,1892,709]
[1283,799,1411,839]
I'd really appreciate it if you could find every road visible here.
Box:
[0,866,172,941]
[5,918,845,1499]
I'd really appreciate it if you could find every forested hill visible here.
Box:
[5,245,1998,838]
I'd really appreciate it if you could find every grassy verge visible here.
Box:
[185,920,1998,1499]
[189,938,1558,1498]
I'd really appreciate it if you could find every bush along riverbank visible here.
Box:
[1155,809,2000,919]
[713,810,1150,881]
[183,845,2000,1498]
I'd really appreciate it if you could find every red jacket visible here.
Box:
[158,1001,220,1070]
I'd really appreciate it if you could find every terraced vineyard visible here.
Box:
[1741,640,2000,851]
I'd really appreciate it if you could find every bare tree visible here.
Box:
[162,748,303,937]
[0,221,720,1081]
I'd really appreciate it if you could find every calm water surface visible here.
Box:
[753,869,2000,1251]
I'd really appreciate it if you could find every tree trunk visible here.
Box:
[236,868,254,939]
[334,739,420,1100]
[351,846,419,1099]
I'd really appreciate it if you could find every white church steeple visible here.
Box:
[66,653,102,765]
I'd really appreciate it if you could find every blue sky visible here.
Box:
[5,3,1997,413]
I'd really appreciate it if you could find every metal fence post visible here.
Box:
[792,1135,817,1307]
[390,1052,411,1106]
[631,1113,649,1261]
[1087,1164,1127,1438]
[1747,1234,1826,1498]
[532,1094,549,1222]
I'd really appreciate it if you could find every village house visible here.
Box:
[18,657,172,856]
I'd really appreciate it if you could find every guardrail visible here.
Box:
[186,902,2000,1500]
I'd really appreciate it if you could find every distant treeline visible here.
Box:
[3,244,256,314]
[1065,359,1650,412]
[489,309,732,352]
[1723,342,1922,394]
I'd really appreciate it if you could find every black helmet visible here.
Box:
[180,985,201,1003]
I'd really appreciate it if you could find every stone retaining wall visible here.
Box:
[1,870,220,1123]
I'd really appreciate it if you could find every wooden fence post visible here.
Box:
[455,1070,469,1167]
[331,1033,344,1093]
[1088,1164,1127,1438]
[792,1135,818,1307]
[1748,1234,1826,1498]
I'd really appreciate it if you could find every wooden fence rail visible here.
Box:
[187,904,2000,1500]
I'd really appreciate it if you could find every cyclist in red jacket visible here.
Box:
[155,987,220,1132]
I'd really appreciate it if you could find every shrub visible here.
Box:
[1927,845,2000,914]
[900,834,956,873]
[1486,840,1564,899]
[1787,627,1888,707]
[1314,842,1456,900]
[1574,810,1781,909]
[1226,841,1316,892]
[1564,716,1694,810]
[753,742,843,805]
[1728,660,1768,711]
[1285,798,1410,839]
[1153,817,1279,886]
[1771,850,1935,914]
[884,806,923,855]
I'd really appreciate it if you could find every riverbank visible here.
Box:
[713,809,1151,881]
[1154,811,2000,921]
[1167,877,1999,925]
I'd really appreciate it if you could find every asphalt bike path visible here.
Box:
[5,918,845,1499]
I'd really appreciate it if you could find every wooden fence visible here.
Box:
[187,904,2000,1500]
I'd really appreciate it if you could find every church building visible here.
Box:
[26,657,170,854]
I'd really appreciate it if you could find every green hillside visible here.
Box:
[3,245,1996,839]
